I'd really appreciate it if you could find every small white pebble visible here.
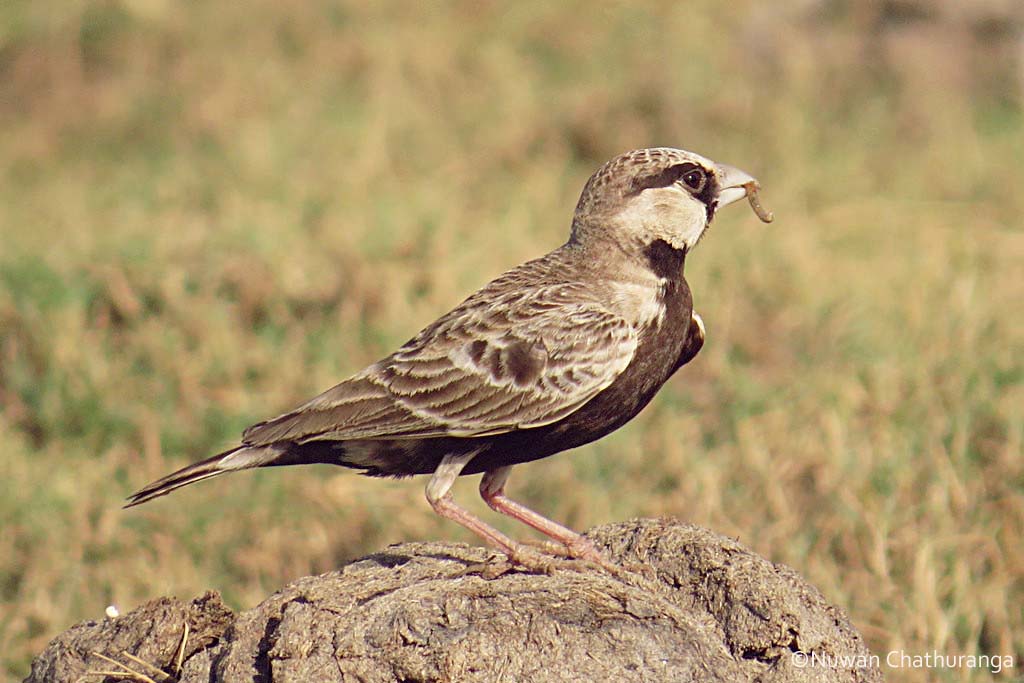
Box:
[105,605,120,618]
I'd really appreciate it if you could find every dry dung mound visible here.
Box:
[26,518,882,683]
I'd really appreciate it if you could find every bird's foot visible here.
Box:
[452,557,517,580]
[507,545,581,574]
[451,542,659,583]
[477,555,559,578]
[534,538,661,582]
[450,543,572,579]
[458,542,614,578]
[616,561,660,582]
[511,537,627,575]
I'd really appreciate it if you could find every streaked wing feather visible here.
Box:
[241,375,430,444]
[241,283,637,445]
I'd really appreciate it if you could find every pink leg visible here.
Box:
[426,454,529,560]
[479,467,603,562]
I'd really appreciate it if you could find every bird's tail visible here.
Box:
[124,444,285,508]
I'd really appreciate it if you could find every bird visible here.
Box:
[126,147,773,565]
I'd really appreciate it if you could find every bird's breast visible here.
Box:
[609,278,670,330]
[563,277,692,434]
[456,273,694,475]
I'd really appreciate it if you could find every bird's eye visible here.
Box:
[681,168,706,192]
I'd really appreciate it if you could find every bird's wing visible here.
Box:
[241,284,638,445]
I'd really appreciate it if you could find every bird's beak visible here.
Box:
[716,164,774,223]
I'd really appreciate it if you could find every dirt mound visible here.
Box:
[26,518,882,682]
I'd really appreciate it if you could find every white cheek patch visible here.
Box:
[614,187,708,250]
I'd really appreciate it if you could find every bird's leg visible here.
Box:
[479,467,604,563]
[426,453,538,564]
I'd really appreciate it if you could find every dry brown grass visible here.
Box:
[1,2,1022,680]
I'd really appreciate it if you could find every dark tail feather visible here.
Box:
[124,444,285,508]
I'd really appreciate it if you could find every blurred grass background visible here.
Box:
[1,0,1022,680]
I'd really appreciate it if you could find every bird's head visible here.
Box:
[570,147,773,254]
